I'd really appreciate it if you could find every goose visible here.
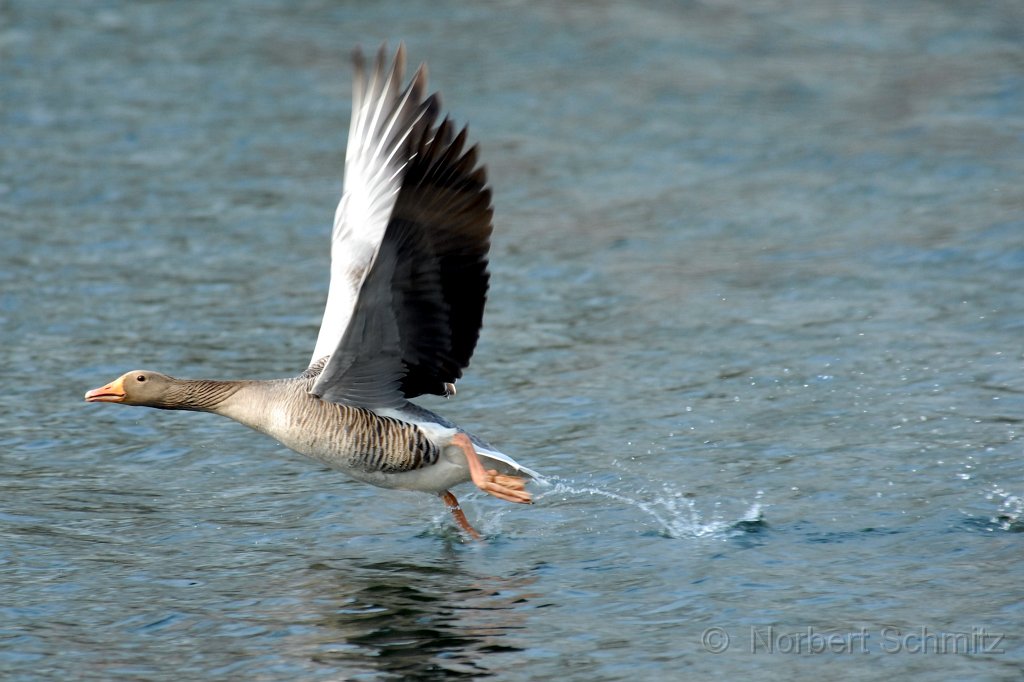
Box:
[84,44,536,540]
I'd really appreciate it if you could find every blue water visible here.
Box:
[3,1,1023,679]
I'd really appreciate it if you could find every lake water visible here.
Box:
[3,1,1023,679]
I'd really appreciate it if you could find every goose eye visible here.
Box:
[136,375,146,382]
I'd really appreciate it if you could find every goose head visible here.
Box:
[84,370,177,407]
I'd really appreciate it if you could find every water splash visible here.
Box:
[423,471,766,540]
[985,485,1024,532]
[534,475,766,539]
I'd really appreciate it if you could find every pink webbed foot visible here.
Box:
[440,490,482,541]
[451,432,532,504]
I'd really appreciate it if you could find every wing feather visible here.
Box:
[309,46,493,408]
[311,44,428,363]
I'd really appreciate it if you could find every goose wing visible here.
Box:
[309,45,493,409]
[309,44,428,366]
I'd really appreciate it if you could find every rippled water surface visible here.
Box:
[3,1,1024,679]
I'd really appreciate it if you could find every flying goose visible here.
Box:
[85,44,536,540]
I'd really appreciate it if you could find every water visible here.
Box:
[3,0,1023,679]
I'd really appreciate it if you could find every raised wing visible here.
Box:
[310,43,432,365]
[310,46,493,408]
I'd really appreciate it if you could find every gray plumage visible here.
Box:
[84,44,536,537]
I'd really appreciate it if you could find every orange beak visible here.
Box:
[84,376,127,403]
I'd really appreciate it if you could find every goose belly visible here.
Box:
[343,457,470,493]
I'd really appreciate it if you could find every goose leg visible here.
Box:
[441,490,481,540]
[451,433,532,504]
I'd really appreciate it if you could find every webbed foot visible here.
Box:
[440,490,481,541]
[451,433,533,504]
